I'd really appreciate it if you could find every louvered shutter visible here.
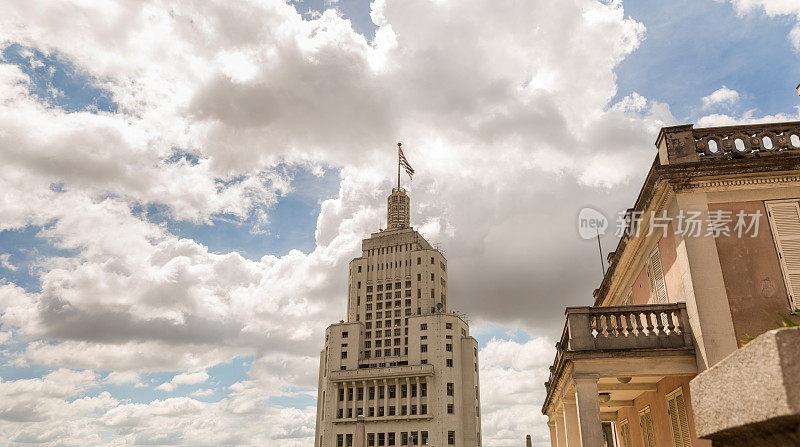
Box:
[668,396,681,447]
[766,201,800,311]
[639,407,656,447]
[666,388,692,447]
[619,419,632,447]
[676,393,691,447]
[645,411,656,447]
[647,247,668,304]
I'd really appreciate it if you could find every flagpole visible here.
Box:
[397,143,401,190]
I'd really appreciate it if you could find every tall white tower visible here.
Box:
[314,187,482,447]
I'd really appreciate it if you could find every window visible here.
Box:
[446,358,453,367]
[417,257,421,264]
[639,406,656,447]
[342,331,348,338]
[447,404,454,414]
[618,419,632,447]
[446,343,452,352]
[421,344,427,352]
[430,273,434,281]
[338,434,344,447]
[420,383,426,396]
[431,257,434,264]
[341,351,347,359]
[766,200,800,310]
[666,387,692,447]
[358,266,362,273]
[357,281,361,289]
[447,382,454,396]
[405,280,411,288]
[448,431,455,445]
[417,273,421,281]
[367,285,373,293]
[446,323,452,329]
[420,324,427,330]
[646,247,668,304]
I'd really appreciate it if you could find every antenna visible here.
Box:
[596,228,606,276]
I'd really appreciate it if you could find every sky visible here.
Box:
[0,0,798,445]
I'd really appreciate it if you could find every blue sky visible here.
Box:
[0,0,799,445]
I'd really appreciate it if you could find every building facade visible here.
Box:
[315,188,483,447]
[542,121,800,447]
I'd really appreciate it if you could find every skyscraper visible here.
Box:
[314,187,482,447]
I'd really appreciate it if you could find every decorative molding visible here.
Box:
[670,174,800,192]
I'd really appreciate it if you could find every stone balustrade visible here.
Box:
[655,121,800,164]
[544,303,693,400]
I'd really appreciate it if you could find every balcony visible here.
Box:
[542,304,698,446]
[545,303,694,403]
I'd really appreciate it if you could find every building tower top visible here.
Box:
[386,188,410,230]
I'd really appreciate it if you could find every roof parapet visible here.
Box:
[655,121,800,165]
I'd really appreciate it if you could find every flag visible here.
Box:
[399,145,414,179]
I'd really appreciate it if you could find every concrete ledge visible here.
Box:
[690,327,800,445]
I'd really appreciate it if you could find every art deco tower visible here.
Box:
[314,187,482,447]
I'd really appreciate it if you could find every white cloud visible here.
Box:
[725,0,800,49]
[479,336,555,446]
[104,371,143,387]
[0,0,688,444]
[0,253,16,271]
[701,85,740,109]
[156,371,210,392]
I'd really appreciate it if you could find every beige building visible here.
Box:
[542,121,800,447]
[315,188,483,447]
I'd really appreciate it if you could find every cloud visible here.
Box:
[156,371,210,393]
[0,253,17,271]
[725,0,800,50]
[478,336,555,446]
[0,0,690,444]
[701,86,740,109]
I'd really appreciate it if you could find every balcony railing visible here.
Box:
[656,121,800,164]
[545,303,694,400]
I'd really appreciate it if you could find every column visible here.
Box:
[383,379,389,416]
[405,377,411,415]
[555,407,567,447]
[395,378,400,415]
[353,380,359,417]
[547,417,557,447]
[373,379,378,417]
[415,377,420,413]
[562,395,581,447]
[670,192,737,370]
[574,374,603,447]
[343,381,349,418]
